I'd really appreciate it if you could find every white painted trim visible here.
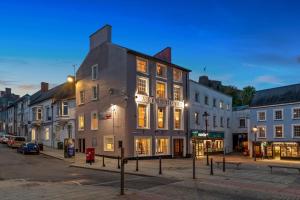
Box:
[291,124,300,138]
[273,124,284,138]
[291,107,300,120]
[273,109,283,121]
[257,125,267,138]
[257,110,267,122]
[136,103,150,129]
[173,107,184,130]
[156,80,168,99]
[136,57,149,75]
[154,136,170,155]
[134,136,152,157]
[136,76,149,96]
[103,135,115,152]
[156,63,167,79]
[91,64,98,80]
[156,104,169,130]
[90,111,98,130]
[173,84,183,101]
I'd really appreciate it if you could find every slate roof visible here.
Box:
[250,83,300,107]
[29,82,75,106]
[233,105,249,111]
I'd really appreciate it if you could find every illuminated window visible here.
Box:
[104,136,114,151]
[257,126,266,138]
[137,104,148,128]
[79,91,85,104]
[219,100,224,109]
[174,109,182,129]
[274,125,283,138]
[157,107,166,129]
[136,77,149,95]
[136,58,147,73]
[78,114,85,130]
[293,125,300,137]
[91,111,98,130]
[45,128,49,140]
[257,111,266,121]
[155,137,169,154]
[31,129,36,141]
[173,69,182,82]
[135,137,151,156]
[156,63,167,78]
[292,108,300,119]
[173,85,182,101]
[156,82,166,99]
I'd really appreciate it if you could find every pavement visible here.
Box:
[1,144,300,199]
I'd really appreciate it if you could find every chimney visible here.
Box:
[89,24,112,50]
[198,76,209,86]
[5,88,11,95]
[41,82,49,93]
[154,47,172,63]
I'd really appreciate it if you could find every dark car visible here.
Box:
[17,143,40,155]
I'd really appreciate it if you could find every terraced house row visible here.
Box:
[0,25,299,160]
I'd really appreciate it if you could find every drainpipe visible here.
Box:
[51,104,54,148]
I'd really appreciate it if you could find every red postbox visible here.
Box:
[86,148,95,164]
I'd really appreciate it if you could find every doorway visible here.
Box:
[195,140,204,158]
[173,138,184,157]
[78,139,86,153]
[274,146,281,160]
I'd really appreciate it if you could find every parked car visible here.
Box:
[17,142,40,155]
[0,135,10,144]
[8,136,26,148]
[7,136,16,147]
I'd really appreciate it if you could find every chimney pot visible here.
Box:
[41,82,49,92]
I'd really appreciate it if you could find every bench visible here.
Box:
[215,161,242,169]
[268,165,300,174]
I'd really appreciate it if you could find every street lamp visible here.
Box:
[67,75,75,83]
[203,111,210,166]
[252,126,258,161]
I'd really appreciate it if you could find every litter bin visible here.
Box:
[86,148,95,164]
[38,143,43,151]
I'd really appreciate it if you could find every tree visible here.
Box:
[240,86,256,105]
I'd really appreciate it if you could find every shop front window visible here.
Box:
[155,138,169,155]
[135,137,151,156]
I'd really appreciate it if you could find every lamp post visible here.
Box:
[203,111,210,166]
[252,126,258,161]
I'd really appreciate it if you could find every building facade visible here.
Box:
[76,25,190,158]
[189,80,232,158]
[15,95,30,138]
[249,84,300,160]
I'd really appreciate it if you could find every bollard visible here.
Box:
[136,156,139,171]
[102,155,106,167]
[159,156,162,175]
[223,156,225,172]
[210,158,213,175]
[117,156,120,169]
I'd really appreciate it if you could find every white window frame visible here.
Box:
[134,136,152,157]
[103,135,115,152]
[156,63,167,79]
[156,105,168,130]
[61,101,69,116]
[136,76,149,95]
[173,85,183,101]
[257,125,267,138]
[273,109,283,121]
[136,57,148,74]
[136,103,150,129]
[273,125,284,138]
[91,64,98,80]
[219,100,224,109]
[91,85,98,100]
[78,114,85,131]
[45,127,50,140]
[257,110,266,122]
[292,124,300,138]
[239,118,246,128]
[173,107,184,130]
[292,107,300,119]
[155,136,170,155]
[156,80,167,99]
[173,68,182,82]
[79,90,85,105]
[90,111,98,130]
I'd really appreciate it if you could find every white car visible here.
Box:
[0,135,10,144]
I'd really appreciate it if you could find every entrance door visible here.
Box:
[195,141,204,158]
[173,139,184,157]
[274,146,281,160]
[82,139,86,153]
[78,139,82,152]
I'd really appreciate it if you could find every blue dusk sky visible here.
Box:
[1,0,300,96]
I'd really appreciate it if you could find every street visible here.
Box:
[1,144,300,200]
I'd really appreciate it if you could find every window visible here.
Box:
[293,125,300,137]
[220,117,224,127]
[173,85,182,101]
[213,99,216,107]
[78,114,85,130]
[104,136,114,152]
[257,111,266,121]
[226,104,230,110]
[45,128,49,140]
[46,107,50,120]
[92,85,98,100]
[91,111,98,130]
[136,58,147,73]
[195,92,199,102]
[174,109,182,129]
[31,129,36,141]
[137,104,149,128]
[274,125,283,138]
[135,137,151,156]
[157,107,166,129]
[155,137,169,155]
[92,65,98,80]
[79,91,85,104]
[136,77,149,95]
[292,108,300,119]
[227,118,230,128]
[195,112,200,125]
[156,82,167,99]
[219,101,224,109]
[257,126,266,138]
[173,69,182,82]
[156,63,167,78]
[37,108,42,120]
[239,118,246,128]
[274,109,283,120]
[60,101,68,116]
[213,116,217,127]
[205,96,209,105]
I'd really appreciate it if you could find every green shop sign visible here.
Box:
[191,130,224,139]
